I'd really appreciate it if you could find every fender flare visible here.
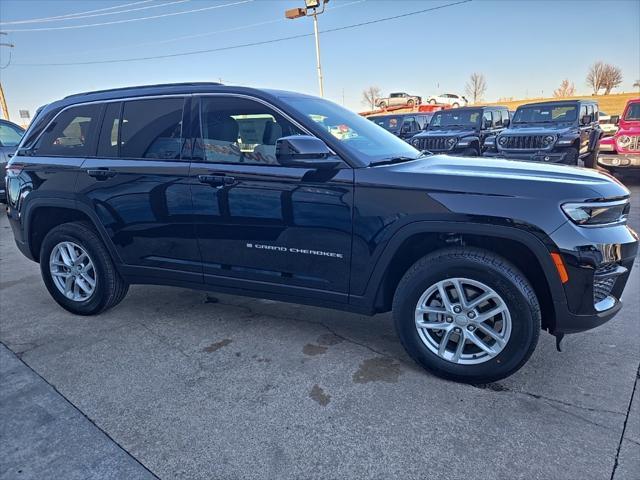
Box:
[353,220,566,308]
[21,196,123,264]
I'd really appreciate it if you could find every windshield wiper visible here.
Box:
[370,154,424,167]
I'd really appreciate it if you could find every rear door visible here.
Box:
[76,96,200,283]
[188,94,353,299]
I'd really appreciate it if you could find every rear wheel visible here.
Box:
[378,101,387,109]
[452,102,460,108]
[392,248,540,383]
[40,222,129,315]
[429,99,437,105]
[407,99,415,108]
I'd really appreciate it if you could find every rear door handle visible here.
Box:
[198,174,237,187]
[86,168,117,180]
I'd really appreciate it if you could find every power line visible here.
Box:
[2,0,253,33]
[0,0,155,25]
[0,0,190,26]
[13,0,471,66]
[32,0,366,60]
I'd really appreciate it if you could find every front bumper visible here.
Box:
[484,150,572,163]
[549,221,638,334]
[597,152,640,170]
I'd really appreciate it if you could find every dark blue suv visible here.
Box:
[5,83,637,383]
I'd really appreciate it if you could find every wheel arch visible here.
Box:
[357,222,564,332]
[23,198,121,265]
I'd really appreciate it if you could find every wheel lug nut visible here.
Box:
[454,327,461,333]
[453,306,462,313]
[467,312,476,319]
[446,317,453,323]
[467,325,475,331]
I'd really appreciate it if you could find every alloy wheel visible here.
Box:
[414,277,512,365]
[49,241,97,302]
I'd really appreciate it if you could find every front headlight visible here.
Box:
[412,138,420,147]
[561,199,630,226]
[543,135,556,146]
[498,136,508,146]
[617,135,631,148]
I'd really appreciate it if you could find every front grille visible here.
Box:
[416,136,454,151]
[499,135,547,150]
[628,135,640,151]
[593,264,618,304]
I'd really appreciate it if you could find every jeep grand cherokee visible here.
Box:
[5,83,637,383]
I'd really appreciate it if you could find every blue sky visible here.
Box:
[0,0,638,121]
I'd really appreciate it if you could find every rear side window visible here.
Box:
[35,104,101,157]
[0,122,24,147]
[120,98,184,159]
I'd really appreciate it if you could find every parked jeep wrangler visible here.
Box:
[598,98,640,174]
[5,83,637,383]
[484,100,602,167]
[367,112,432,141]
[410,106,510,156]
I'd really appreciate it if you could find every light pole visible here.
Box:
[0,32,14,121]
[285,0,329,97]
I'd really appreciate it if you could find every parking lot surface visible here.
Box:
[1,179,639,480]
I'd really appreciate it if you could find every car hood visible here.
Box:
[501,124,574,136]
[361,155,630,233]
[415,129,476,138]
[617,123,640,136]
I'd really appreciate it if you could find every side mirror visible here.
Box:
[503,118,510,128]
[610,115,620,125]
[276,135,341,169]
[581,114,591,125]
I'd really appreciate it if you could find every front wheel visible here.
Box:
[452,102,460,108]
[392,248,540,383]
[429,99,437,105]
[562,147,579,166]
[377,101,387,109]
[407,99,415,108]
[582,145,599,168]
[40,222,129,315]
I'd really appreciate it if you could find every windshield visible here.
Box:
[283,96,420,164]
[429,109,480,128]
[368,115,403,131]
[513,104,577,124]
[624,103,640,121]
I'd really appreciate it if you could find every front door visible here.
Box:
[76,97,200,282]
[187,95,353,299]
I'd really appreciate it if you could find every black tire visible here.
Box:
[458,147,479,157]
[40,221,129,315]
[429,99,437,105]
[392,247,540,383]
[583,145,599,169]
[562,147,579,166]
[452,102,460,108]
[378,101,386,109]
[407,99,415,108]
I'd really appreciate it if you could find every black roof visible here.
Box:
[519,99,596,108]
[63,82,223,100]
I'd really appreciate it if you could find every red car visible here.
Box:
[598,98,640,174]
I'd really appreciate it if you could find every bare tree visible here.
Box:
[362,86,382,110]
[465,73,487,104]
[553,79,576,98]
[587,61,607,94]
[601,64,623,95]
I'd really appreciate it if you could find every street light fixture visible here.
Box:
[285,0,329,97]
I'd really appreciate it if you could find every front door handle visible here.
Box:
[198,174,237,187]
[86,168,117,180]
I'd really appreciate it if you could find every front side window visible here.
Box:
[35,104,101,157]
[282,95,420,164]
[198,96,304,165]
[120,98,184,159]
[0,122,24,147]
[482,111,492,128]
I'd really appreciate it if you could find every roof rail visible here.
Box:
[63,82,223,99]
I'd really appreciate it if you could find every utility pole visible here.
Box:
[0,32,14,121]
[285,0,330,97]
